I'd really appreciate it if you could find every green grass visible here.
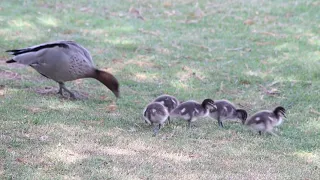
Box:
[0,0,320,179]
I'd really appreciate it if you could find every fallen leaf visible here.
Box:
[79,7,91,12]
[74,79,83,85]
[129,7,144,20]
[34,86,57,95]
[0,70,22,80]
[310,109,320,116]
[264,15,277,23]
[106,104,117,113]
[26,107,43,113]
[256,42,276,46]
[138,28,162,36]
[312,1,320,6]
[164,10,176,16]
[244,19,254,25]
[63,29,75,34]
[259,85,280,96]
[185,6,204,23]
[39,135,49,142]
[163,1,172,8]
[81,119,104,126]
[16,158,26,163]
[189,153,201,158]
[112,59,124,64]
[192,7,205,18]
[0,85,5,96]
[240,80,251,85]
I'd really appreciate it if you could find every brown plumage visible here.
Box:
[170,99,215,128]
[153,94,179,124]
[6,40,119,99]
[209,100,247,128]
[243,106,286,136]
[143,102,169,136]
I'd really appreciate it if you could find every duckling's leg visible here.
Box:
[57,82,63,95]
[258,131,262,135]
[152,124,161,136]
[187,119,192,129]
[267,130,278,136]
[218,117,224,128]
[265,121,278,136]
[167,116,171,124]
[58,82,76,99]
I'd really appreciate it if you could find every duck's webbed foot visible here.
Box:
[58,82,76,99]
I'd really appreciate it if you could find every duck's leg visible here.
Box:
[57,82,64,95]
[152,124,161,136]
[187,118,192,129]
[265,121,277,136]
[258,131,262,135]
[167,116,171,124]
[218,116,224,128]
[58,82,76,99]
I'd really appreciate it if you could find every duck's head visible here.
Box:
[201,99,215,110]
[273,106,286,119]
[95,69,120,98]
[236,109,248,124]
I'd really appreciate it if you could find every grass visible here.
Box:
[0,0,319,179]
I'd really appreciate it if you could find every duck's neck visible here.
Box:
[90,69,119,98]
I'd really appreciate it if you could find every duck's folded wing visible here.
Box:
[6,41,72,65]
[6,41,70,56]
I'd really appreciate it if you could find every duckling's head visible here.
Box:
[201,99,215,110]
[236,109,248,124]
[95,69,120,98]
[273,106,286,118]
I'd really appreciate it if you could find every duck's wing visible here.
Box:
[6,41,71,65]
[6,40,93,66]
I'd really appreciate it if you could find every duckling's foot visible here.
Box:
[268,131,278,136]
[57,87,63,96]
[187,120,192,129]
[218,121,224,128]
[152,124,161,136]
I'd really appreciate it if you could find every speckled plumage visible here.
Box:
[170,99,215,128]
[6,40,119,98]
[244,106,286,136]
[143,102,169,136]
[153,94,179,124]
[209,100,247,128]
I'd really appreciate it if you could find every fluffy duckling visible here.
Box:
[6,40,119,99]
[153,94,179,124]
[243,106,286,136]
[143,102,169,136]
[170,99,215,128]
[209,100,247,128]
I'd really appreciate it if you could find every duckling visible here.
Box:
[209,100,247,128]
[153,94,179,124]
[143,102,169,136]
[6,40,119,99]
[170,99,215,128]
[243,106,286,136]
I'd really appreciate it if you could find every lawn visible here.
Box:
[0,0,319,179]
